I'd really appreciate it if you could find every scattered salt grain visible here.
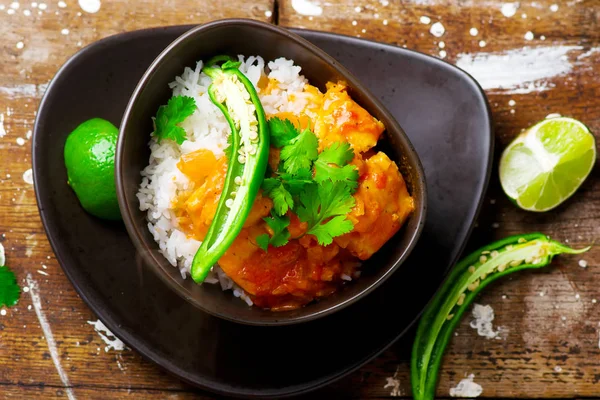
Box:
[0,243,4,266]
[439,41,445,49]
[61,28,69,35]
[449,374,482,398]
[23,9,30,15]
[429,22,445,37]
[550,4,558,12]
[264,10,272,17]
[540,291,545,296]
[22,286,29,293]
[469,27,478,36]
[470,304,499,339]
[540,35,546,41]
[382,19,388,25]
[354,6,361,12]
[352,20,357,26]
[575,294,580,300]
[439,50,447,59]
[501,2,519,18]
[524,31,534,41]
[58,0,66,7]
[7,9,15,14]
[0,309,6,316]
[22,169,33,185]
[593,299,597,304]
[16,137,25,146]
[31,2,38,7]
[16,41,24,49]
[37,270,48,276]
[10,2,20,9]
[554,366,562,372]
[361,28,366,33]
[420,16,431,24]
[290,0,321,16]
[508,99,516,106]
[479,40,486,47]
[38,2,47,10]
[87,319,126,351]
[26,130,32,140]
[579,259,588,268]
[561,316,567,321]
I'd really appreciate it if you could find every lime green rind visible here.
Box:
[500,116,596,212]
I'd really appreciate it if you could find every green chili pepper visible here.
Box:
[411,233,590,400]
[190,56,270,283]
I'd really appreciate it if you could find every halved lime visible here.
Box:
[499,115,596,212]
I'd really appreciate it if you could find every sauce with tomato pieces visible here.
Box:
[173,81,414,311]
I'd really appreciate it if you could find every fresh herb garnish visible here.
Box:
[154,95,196,145]
[296,180,356,246]
[0,244,20,308]
[259,117,359,248]
[268,117,299,148]
[256,213,291,251]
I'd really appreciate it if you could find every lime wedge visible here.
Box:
[499,115,596,212]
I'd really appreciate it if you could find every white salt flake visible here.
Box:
[290,0,321,16]
[420,16,431,24]
[78,0,100,13]
[479,40,486,47]
[0,242,4,266]
[354,6,361,12]
[439,41,445,49]
[22,169,33,185]
[450,374,483,398]
[87,319,127,351]
[579,259,588,268]
[264,10,272,17]
[58,1,67,7]
[16,137,25,146]
[508,99,516,106]
[61,28,69,35]
[16,41,24,49]
[524,31,534,41]
[382,19,388,25]
[554,366,562,372]
[7,9,15,14]
[469,304,500,339]
[469,27,478,36]
[501,2,519,18]
[38,2,47,10]
[0,309,6,316]
[550,4,558,12]
[439,50,447,58]
[10,2,20,9]
[429,21,445,37]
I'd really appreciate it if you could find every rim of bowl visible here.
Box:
[116,18,427,326]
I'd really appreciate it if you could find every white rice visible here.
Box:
[137,55,310,305]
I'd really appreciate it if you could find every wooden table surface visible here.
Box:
[1,0,599,398]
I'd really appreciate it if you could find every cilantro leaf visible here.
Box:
[262,179,293,216]
[307,215,354,246]
[265,214,291,247]
[268,117,299,148]
[256,234,270,251]
[0,265,20,308]
[318,142,355,165]
[296,179,356,246]
[154,96,196,145]
[314,142,359,190]
[279,169,313,195]
[280,128,319,175]
[257,214,291,250]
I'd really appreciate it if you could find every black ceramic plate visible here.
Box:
[33,25,492,398]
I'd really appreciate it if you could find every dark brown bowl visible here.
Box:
[116,19,427,326]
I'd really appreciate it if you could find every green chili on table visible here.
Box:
[190,56,270,284]
[411,233,590,400]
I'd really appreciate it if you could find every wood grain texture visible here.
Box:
[1,0,599,398]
